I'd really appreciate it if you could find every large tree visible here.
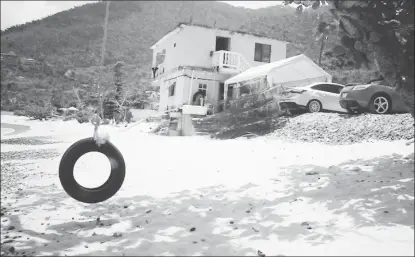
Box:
[287,0,414,118]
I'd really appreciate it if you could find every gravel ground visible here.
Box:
[1,136,62,145]
[272,113,414,144]
[0,133,62,256]
[1,149,61,162]
[0,162,35,196]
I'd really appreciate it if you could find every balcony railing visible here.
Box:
[212,50,251,74]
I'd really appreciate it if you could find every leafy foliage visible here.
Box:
[1,1,339,68]
[286,0,414,117]
[22,104,54,120]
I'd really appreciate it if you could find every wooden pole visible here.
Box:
[98,0,111,118]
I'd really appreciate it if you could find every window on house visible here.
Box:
[169,82,176,97]
[254,43,271,63]
[198,84,207,93]
[156,49,166,65]
[215,37,231,51]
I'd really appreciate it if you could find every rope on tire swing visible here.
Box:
[59,1,126,204]
[91,0,110,146]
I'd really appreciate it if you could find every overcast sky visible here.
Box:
[0,1,283,31]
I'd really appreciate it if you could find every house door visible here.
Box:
[218,83,233,100]
[215,37,231,51]
[227,85,234,99]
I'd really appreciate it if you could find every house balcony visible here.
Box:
[212,50,251,75]
[151,64,166,86]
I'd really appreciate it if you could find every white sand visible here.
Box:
[1,115,414,256]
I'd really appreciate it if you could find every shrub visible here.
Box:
[1,104,20,112]
[329,69,379,85]
[125,109,133,123]
[75,109,93,124]
[23,104,53,120]
[63,116,75,121]
[13,109,26,116]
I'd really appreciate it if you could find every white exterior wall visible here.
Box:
[152,25,287,73]
[158,69,230,112]
[158,78,168,111]
[180,70,229,106]
[152,30,183,75]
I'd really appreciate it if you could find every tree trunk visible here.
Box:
[318,35,326,66]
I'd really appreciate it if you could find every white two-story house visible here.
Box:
[150,22,287,113]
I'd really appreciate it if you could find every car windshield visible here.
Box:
[366,77,385,85]
[370,80,384,85]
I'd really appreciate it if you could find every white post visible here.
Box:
[220,51,224,69]
[188,70,195,104]
[203,71,207,106]
[212,73,215,114]
[224,82,228,110]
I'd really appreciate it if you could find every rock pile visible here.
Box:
[272,113,414,144]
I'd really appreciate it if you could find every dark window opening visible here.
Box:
[215,36,231,51]
[227,85,234,99]
[156,49,166,65]
[239,85,250,96]
[219,83,225,100]
[198,83,207,93]
[169,82,176,97]
[254,43,271,63]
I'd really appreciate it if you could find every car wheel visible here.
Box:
[59,137,126,204]
[369,94,391,114]
[307,100,322,113]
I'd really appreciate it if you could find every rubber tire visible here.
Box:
[369,94,391,114]
[307,100,322,113]
[59,137,126,204]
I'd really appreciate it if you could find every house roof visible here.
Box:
[225,54,332,85]
[150,22,286,50]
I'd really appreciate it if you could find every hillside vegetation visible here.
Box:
[0,1,377,112]
[1,1,328,67]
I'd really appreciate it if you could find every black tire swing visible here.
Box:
[59,116,126,204]
[59,1,125,204]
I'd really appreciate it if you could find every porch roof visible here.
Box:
[224,54,331,86]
